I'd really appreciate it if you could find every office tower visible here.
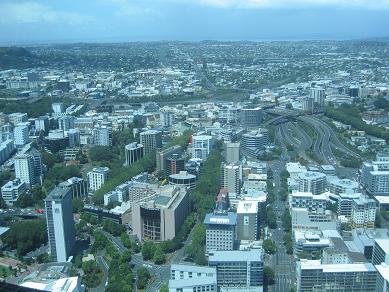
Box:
[24,146,43,184]
[132,185,190,241]
[297,260,377,292]
[236,200,260,241]
[45,187,75,262]
[220,163,242,197]
[0,139,15,165]
[190,135,213,160]
[208,249,264,290]
[14,154,36,187]
[8,112,28,125]
[87,167,110,192]
[302,97,314,113]
[58,116,75,132]
[310,87,326,106]
[52,103,64,114]
[35,116,49,133]
[13,124,30,146]
[375,263,389,292]
[351,197,377,228]
[67,129,80,148]
[58,177,88,199]
[204,211,237,254]
[1,178,27,206]
[169,264,217,292]
[240,129,269,157]
[125,143,144,166]
[240,107,262,127]
[156,145,182,174]
[165,154,185,176]
[226,142,240,164]
[372,239,389,265]
[298,171,326,195]
[139,129,162,155]
[169,171,196,190]
[92,126,112,146]
[160,111,175,127]
[326,176,359,195]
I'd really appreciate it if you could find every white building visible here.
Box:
[14,154,36,187]
[351,197,377,228]
[139,129,162,154]
[92,126,112,146]
[190,135,213,160]
[45,187,75,262]
[326,176,359,196]
[125,142,144,166]
[1,178,27,205]
[221,163,242,198]
[169,264,217,292]
[298,171,326,196]
[13,124,30,146]
[0,139,15,165]
[226,142,240,164]
[52,103,64,114]
[87,167,110,192]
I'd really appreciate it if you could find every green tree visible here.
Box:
[72,198,84,213]
[141,242,156,261]
[81,261,103,288]
[153,245,166,265]
[160,283,169,292]
[0,197,7,209]
[264,266,275,286]
[263,239,277,255]
[137,267,151,289]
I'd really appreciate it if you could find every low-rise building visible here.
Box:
[0,178,27,205]
[169,264,217,292]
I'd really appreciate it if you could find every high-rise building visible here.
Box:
[125,143,144,166]
[52,103,64,114]
[132,185,190,241]
[372,239,389,265]
[226,142,240,164]
[156,145,182,174]
[0,139,15,165]
[45,187,75,262]
[67,129,80,148]
[297,260,377,292]
[351,197,377,229]
[160,111,175,127]
[298,171,326,196]
[361,153,389,196]
[13,124,30,147]
[326,176,359,196]
[208,249,264,290]
[310,87,326,106]
[35,116,49,133]
[375,263,389,292]
[302,97,314,113]
[87,167,110,192]
[240,107,262,127]
[58,116,75,131]
[1,178,27,205]
[169,171,196,190]
[139,130,162,155]
[220,163,242,197]
[169,264,217,292]
[14,154,36,187]
[8,112,28,125]
[165,153,185,176]
[58,177,88,199]
[92,126,112,146]
[236,200,260,241]
[204,211,237,254]
[190,135,213,160]
[240,129,269,157]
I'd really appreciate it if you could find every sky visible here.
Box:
[0,0,389,44]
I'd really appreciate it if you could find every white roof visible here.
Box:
[375,196,389,204]
[237,200,258,214]
[376,239,389,254]
[300,259,376,272]
[375,264,389,281]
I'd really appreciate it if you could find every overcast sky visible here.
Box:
[0,0,388,44]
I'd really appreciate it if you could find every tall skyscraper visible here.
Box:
[14,154,36,188]
[45,187,75,262]
[240,107,262,128]
[220,163,242,197]
[87,167,110,192]
[92,126,112,146]
[139,130,162,155]
[13,124,30,147]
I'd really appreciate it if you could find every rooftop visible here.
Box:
[375,239,389,254]
[204,212,237,226]
[299,259,376,272]
[208,249,262,262]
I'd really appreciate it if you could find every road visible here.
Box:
[89,254,109,292]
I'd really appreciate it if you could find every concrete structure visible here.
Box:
[208,249,263,290]
[291,208,337,231]
[310,87,326,106]
[58,177,88,199]
[52,103,64,114]
[226,142,240,164]
[190,135,213,160]
[351,197,377,228]
[1,178,27,205]
[361,153,389,196]
[8,112,27,125]
[13,124,30,146]
[125,142,144,166]
[334,190,362,219]
[156,145,182,174]
[35,116,49,133]
[240,129,269,157]
[298,171,326,196]
[169,171,196,190]
[45,187,75,262]
[160,111,175,127]
[92,126,112,146]
[166,153,185,176]
[236,200,260,241]
[375,263,389,292]
[221,163,242,197]
[14,153,36,187]
[169,264,217,292]
[326,176,359,196]
[87,167,110,192]
[0,139,15,165]
[67,129,80,148]
[320,165,336,176]
[132,185,190,241]
[140,129,162,155]
[373,239,389,265]
[291,191,327,213]
[204,211,237,254]
[240,107,262,127]
[58,116,75,131]
[293,230,341,258]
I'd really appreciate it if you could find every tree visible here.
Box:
[15,193,34,208]
[282,209,292,232]
[153,246,166,265]
[137,267,151,289]
[264,266,275,286]
[263,239,277,255]
[81,261,103,288]
[160,283,169,292]
[89,146,115,162]
[0,197,7,209]
[266,207,277,229]
[141,242,156,261]
[72,198,84,213]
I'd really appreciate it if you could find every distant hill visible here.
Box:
[0,47,41,69]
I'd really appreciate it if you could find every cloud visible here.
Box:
[197,0,389,9]
[0,1,94,25]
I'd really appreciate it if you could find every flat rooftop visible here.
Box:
[204,212,237,226]
[208,249,262,262]
[299,260,376,272]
